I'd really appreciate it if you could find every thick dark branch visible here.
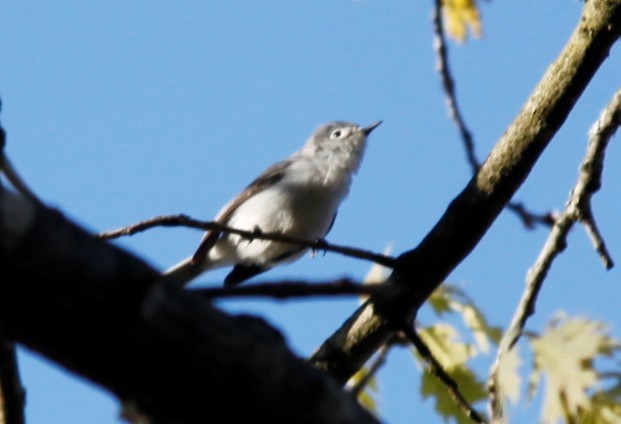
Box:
[0,190,378,424]
[312,0,621,385]
[100,214,397,268]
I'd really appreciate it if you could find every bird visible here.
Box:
[164,120,381,286]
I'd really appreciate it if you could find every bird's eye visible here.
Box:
[330,130,343,139]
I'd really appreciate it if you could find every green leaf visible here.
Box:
[428,285,457,315]
[451,299,502,353]
[421,364,486,423]
[417,324,487,423]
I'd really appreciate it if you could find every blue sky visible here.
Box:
[1,2,620,423]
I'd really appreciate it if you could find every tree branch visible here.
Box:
[0,99,27,424]
[0,340,26,424]
[432,0,556,230]
[192,278,396,300]
[432,0,478,174]
[100,214,397,269]
[0,190,379,424]
[0,100,44,206]
[311,0,621,385]
[348,337,393,398]
[402,324,486,424]
[487,87,621,422]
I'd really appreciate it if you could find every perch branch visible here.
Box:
[99,214,397,268]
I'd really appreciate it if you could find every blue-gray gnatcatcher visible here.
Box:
[164,120,381,286]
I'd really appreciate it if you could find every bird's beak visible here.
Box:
[361,120,382,136]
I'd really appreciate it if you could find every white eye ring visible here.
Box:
[330,130,343,139]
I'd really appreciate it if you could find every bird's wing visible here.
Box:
[326,211,337,235]
[191,158,291,263]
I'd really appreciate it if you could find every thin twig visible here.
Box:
[402,322,486,424]
[581,213,613,269]
[0,340,26,424]
[0,99,44,205]
[1,155,45,206]
[505,202,556,229]
[191,279,395,300]
[0,101,27,424]
[487,88,621,422]
[349,345,389,398]
[348,333,408,397]
[579,87,621,268]
[432,0,479,173]
[99,214,397,268]
[431,0,553,229]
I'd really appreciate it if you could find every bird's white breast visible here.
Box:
[211,156,352,266]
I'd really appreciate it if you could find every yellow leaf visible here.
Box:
[416,295,494,423]
[450,299,501,354]
[530,316,615,423]
[418,324,475,370]
[362,242,393,285]
[347,367,379,413]
[428,284,502,353]
[360,243,393,302]
[442,0,482,43]
[496,346,522,405]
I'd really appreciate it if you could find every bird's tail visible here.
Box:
[163,257,205,287]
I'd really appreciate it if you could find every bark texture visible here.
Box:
[0,191,378,424]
